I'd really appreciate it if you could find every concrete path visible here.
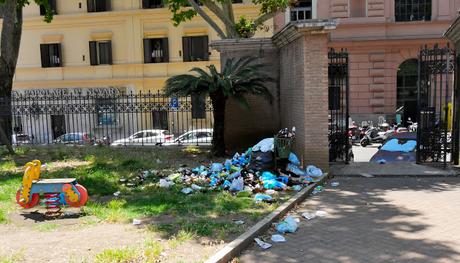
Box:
[239,177,460,263]
[331,163,460,177]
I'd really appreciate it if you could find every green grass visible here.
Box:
[33,223,60,232]
[0,145,279,239]
[95,240,164,263]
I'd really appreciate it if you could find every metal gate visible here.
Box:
[328,49,350,163]
[417,44,456,165]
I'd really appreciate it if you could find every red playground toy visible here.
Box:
[16,160,88,216]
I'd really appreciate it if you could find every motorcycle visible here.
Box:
[94,136,111,146]
[360,127,394,147]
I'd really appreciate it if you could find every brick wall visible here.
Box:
[211,39,280,151]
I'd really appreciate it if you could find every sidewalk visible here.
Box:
[239,177,460,263]
[331,162,460,177]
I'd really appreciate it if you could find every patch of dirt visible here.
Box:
[1,209,227,263]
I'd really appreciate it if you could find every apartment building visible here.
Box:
[275,0,460,124]
[11,0,272,142]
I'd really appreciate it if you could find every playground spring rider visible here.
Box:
[16,160,88,216]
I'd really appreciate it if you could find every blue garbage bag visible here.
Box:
[277,176,289,184]
[210,163,224,173]
[221,180,231,189]
[224,159,232,170]
[227,171,241,180]
[209,177,219,187]
[254,193,273,202]
[276,216,298,234]
[286,163,306,176]
[229,177,244,192]
[192,165,206,174]
[263,179,286,190]
[288,152,301,166]
[260,171,277,181]
[306,165,323,177]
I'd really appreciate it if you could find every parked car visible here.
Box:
[111,130,174,146]
[12,134,31,145]
[54,133,93,145]
[164,129,213,146]
[370,132,417,163]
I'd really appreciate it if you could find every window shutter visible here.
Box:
[161,38,169,63]
[107,40,113,65]
[87,0,95,12]
[50,0,57,14]
[40,44,50,68]
[182,37,191,62]
[143,39,152,63]
[105,0,111,11]
[89,41,98,65]
[202,36,209,61]
[56,44,62,66]
[142,0,149,8]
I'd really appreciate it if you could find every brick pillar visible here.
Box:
[274,20,337,172]
[303,34,330,171]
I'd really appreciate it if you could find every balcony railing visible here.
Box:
[290,7,312,22]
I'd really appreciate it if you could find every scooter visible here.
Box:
[360,127,394,147]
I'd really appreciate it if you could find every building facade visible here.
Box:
[11,0,273,142]
[275,0,460,125]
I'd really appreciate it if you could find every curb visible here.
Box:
[205,174,330,263]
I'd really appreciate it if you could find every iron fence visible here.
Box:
[0,88,214,147]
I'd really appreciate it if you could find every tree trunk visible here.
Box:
[210,90,227,157]
[0,0,24,153]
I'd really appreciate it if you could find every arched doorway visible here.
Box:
[397,59,418,126]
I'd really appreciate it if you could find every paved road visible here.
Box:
[239,177,460,263]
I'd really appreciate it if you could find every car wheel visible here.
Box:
[360,139,368,147]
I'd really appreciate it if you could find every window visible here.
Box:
[232,0,243,3]
[96,98,116,125]
[395,0,431,22]
[350,0,366,17]
[132,132,144,139]
[290,0,312,21]
[152,110,168,129]
[87,0,111,12]
[40,43,62,68]
[191,94,206,119]
[89,41,113,65]
[182,36,209,62]
[142,0,164,8]
[40,0,57,16]
[143,38,169,63]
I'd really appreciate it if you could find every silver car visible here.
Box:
[111,129,174,146]
[165,129,213,146]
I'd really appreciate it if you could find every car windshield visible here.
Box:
[381,138,416,152]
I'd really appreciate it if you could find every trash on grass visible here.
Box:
[234,220,245,225]
[132,219,142,225]
[113,191,121,197]
[181,188,193,195]
[159,179,175,188]
[254,193,273,203]
[271,234,286,243]
[254,238,272,250]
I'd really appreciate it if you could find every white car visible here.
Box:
[111,130,174,146]
[164,129,213,146]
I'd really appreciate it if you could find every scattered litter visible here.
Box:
[159,179,175,188]
[306,165,323,177]
[330,181,340,187]
[252,138,275,152]
[312,185,324,195]
[271,234,286,243]
[113,191,121,197]
[234,220,245,225]
[229,177,244,192]
[292,185,303,191]
[181,188,193,195]
[254,193,273,203]
[315,210,328,218]
[288,153,301,166]
[276,216,298,233]
[132,219,142,225]
[254,238,272,250]
[302,212,316,220]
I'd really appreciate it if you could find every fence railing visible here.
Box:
[0,89,214,147]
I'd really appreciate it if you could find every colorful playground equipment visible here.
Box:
[16,160,88,216]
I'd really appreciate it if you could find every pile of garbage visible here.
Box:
[153,130,323,202]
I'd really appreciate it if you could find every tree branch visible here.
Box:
[201,0,238,38]
[253,11,277,27]
[220,0,237,38]
[187,0,227,38]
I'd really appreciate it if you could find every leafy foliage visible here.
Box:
[164,56,273,108]
[1,0,54,22]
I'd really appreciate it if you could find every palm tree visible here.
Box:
[164,56,273,156]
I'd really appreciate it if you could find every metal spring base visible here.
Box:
[44,193,62,217]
